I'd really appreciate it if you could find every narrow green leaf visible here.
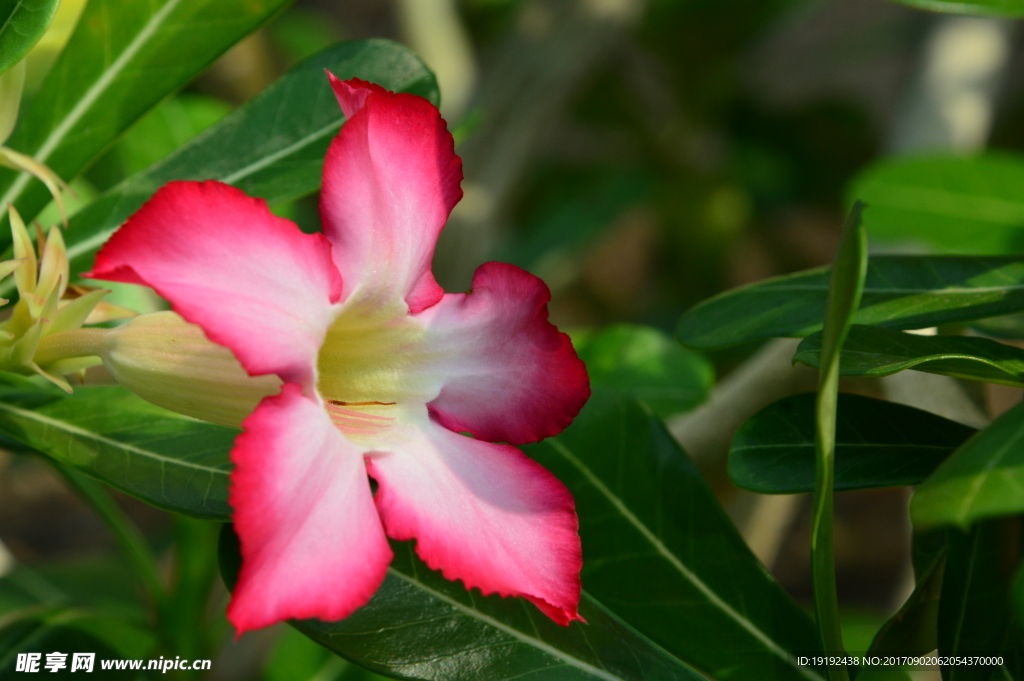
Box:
[912,400,1024,530]
[677,256,1024,351]
[0,0,294,233]
[849,153,1024,254]
[729,393,975,494]
[219,527,705,681]
[938,518,1024,680]
[572,324,714,418]
[0,39,438,297]
[892,0,1024,17]
[869,535,947,655]
[796,325,1024,387]
[525,390,824,681]
[0,385,236,519]
[0,0,60,76]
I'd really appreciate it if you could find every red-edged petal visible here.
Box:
[417,262,590,445]
[228,384,392,633]
[86,181,342,386]
[320,75,462,313]
[365,415,583,625]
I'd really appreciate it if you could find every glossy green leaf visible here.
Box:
[938,518,1024,680]
[0,0,60,76]
[912,400,1024,530]
[113,94,232,177]
[730,393,975,494]
[0,385,236,519]
[869,534,947,655]
[219,527,704,681]
[892,0,1024,17]
[572,324,714,418]
[849,153,1024,254]
[796,325,1024,387]
[524,390,824,681]
[0,39,438,297]
[265,627,390,681]
[0,0,294,235]
[677,256,1024,350]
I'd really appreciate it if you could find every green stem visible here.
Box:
[54,463,168,616]
[812,363,849,681]
[810,204,866,681]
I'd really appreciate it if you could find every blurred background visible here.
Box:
[4,0,1023,676]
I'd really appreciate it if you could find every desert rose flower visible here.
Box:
[85,75,590,633]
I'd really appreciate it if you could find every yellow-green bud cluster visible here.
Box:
[0,207,112,391]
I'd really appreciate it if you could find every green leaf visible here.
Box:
[677,256,1024,350]
[219,526,705,681]
[911,400,1024,530]
[0,560,147,623]
[524,390,824,681]
[113,94,232,178]
[849,153,1024,254]
[572,324,714,418]
[795,325,1024,387]
[938,518,1024,680]
[0,0,294,233]
[0,385,235,519]
[729,393,975,494]
[7,39,438,296]
[0,0,60,76]
[0,617,141,677]
[0,561,157,665]
[869,534,947,655]
[891,0,1024,17]
[264,627,391,681]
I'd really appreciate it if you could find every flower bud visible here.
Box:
[101,311,281,428]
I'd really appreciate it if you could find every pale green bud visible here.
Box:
[99,312,281,428]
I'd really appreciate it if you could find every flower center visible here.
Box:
[316,296,439,444]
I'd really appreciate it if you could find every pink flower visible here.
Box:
[86,76,590,633]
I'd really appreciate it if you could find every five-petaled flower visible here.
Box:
[86,75,590,633]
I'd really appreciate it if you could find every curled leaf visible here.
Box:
[0,147,70,226]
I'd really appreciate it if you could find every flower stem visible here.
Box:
[810,204,866,681]
[812,368,848,681]
[33,327,108,366]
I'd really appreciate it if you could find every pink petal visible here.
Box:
[320,75,463,314]
[228,384,392,633]
[365,415,583,625]
[86,181,342,386]
[418,262,590,445]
